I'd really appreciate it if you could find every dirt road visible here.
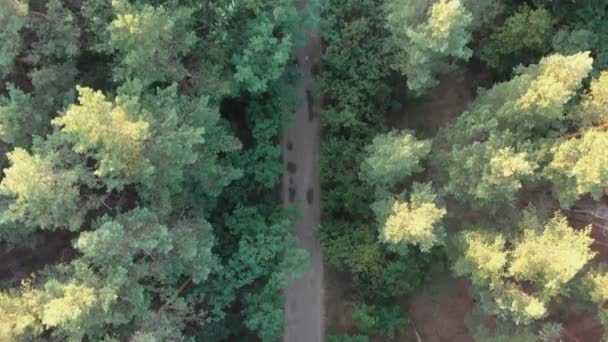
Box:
[282,15,324,342]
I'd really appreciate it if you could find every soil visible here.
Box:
[324,266,356,336]
[386,62,493,135]
[0,230,74,287]
[405,276,474,342]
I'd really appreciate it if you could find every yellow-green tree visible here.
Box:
[548,131,608,207]
[375,183,446,253]
[386,0,473,94]
[453,214,595,325]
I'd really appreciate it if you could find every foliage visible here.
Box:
[386,0,473,94]
[479,6,555,74]
[53,86,153,184]
[0,148,83,231]
[460,0,504,31]
[436,52,593,209]
[352,302,378,332]
[453,214,595,325]
[0,0,80,147]
[360,131,431,189]
[581,267,608,330]
[352,302,406,338]
[548,131,608,207]
[375,183,446,253]
[104,0,196,86]
[576,71,608,127]
[326,333,370,342]
[509,215,595,296]
[0,0,27,77]
[0,0,311,340]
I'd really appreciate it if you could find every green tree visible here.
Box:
[547,131,608,207]
[104,0,196,86]
[386,0,473,94]
[53,86,153,185]
[576,71,608,127]
[0,148,83,231]
[0,0,309,340]
[0,0,80,147]
[509,215,595,296]
[453,214,595,325]
[352,302,406,338]
[479,6,554,74]
[436,52,593,209]
[0,0,27,77]
[360,130,431,189]
[374,183,446,253]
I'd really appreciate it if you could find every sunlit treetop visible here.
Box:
[106,0,197,85]
[0,148,83,231]
[577,71,608,127]
[445,52,593,145]
[360,130,432,189]
[52,86,153,186]
[453,213,595,324]
[509,215,595,296]
[376,182,446,253]
[547,130,608,207]
[386,0,473,94]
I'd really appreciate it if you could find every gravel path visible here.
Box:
[282,19,324,342]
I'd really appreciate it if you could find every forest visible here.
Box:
[2,0,608,341]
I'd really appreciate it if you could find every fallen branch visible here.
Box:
[562,327,580,342]
[567,123,608,139]
[413,324,422,342]
[158,277,192,313]
[29,11,49,20]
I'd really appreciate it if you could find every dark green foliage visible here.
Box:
[479,5,555,75]
[327,333,370,342]
[0,0,311,340]
[0,0,80,147]
[352,302,406,338]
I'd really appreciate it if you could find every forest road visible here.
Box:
[282,10,324,342]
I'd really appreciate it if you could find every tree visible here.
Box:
[53,86,153,185]
[375,183,446,253]
[453,213,595,325]
[436,52,593,209]
[104,0,196,86]
[360,130,431,189]
[0,0,27,77]
[386,0,473,94]
[351,302,406,338]
[576,71,608,127]
[0,148,83,231]
[0,0,80,147]
[452,230,508,288]
[582,268,608,331]
[547,131,608,207]
[0,0,310,340]
[443,136,537,209]
[480,6,554,73]
[509,215,595,296]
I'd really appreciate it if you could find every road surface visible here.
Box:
[282,13,324,342]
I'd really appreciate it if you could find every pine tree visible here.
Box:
[375,183,446,253]
[436,52,593,209]
[548,130,608,207]
[360,130,431,189]
[453,214,595,325]
[0,0,27,77]
[105,0,196,86]
[386,0,473,94]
